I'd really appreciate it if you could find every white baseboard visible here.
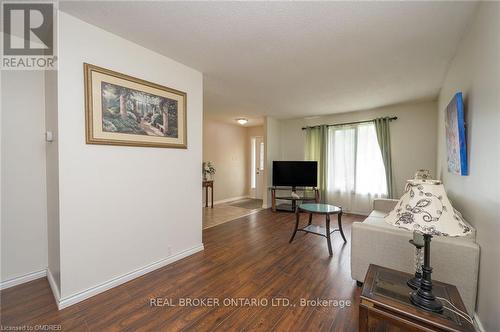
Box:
[474,313,485,332]
[56,244,204,310]
[47,268,61,304]
[0,269,47,290]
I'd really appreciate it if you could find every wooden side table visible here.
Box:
[359,264,475,332]
[202,180,213,208]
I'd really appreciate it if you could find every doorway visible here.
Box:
[202,120,264,229]
[250,136,264,199]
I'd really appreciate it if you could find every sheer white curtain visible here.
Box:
[326,123,387,214]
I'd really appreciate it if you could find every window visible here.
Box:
[327,123,387,196]
[355,124,387,195]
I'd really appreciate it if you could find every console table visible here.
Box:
[359,264,475,332]
[202,180,213,208]
[270,187,319,212]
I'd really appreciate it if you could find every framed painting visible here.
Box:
[84,63,187,148]
[445,92,468,175]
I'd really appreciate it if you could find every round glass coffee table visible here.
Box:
[289,203,346,256]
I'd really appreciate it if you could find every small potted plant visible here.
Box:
[203,161,216,181]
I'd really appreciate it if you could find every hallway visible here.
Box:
[203,198,263,229]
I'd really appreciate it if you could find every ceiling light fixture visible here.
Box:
[236,118,248,125]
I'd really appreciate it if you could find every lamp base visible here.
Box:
[410,289,443,313]
[407,273,422,290]
[409,234,443,313]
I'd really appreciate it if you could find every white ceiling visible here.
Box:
[60,1,477,123]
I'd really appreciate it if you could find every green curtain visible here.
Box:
[374,117,394,198]
[305,125,328,202]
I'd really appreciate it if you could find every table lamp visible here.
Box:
[384,179,472,313]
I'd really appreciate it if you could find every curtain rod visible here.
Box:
[301,116,397,130]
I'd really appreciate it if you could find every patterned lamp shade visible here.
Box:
[385,179,472,237]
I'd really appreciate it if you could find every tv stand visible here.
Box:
[270,187,320,212]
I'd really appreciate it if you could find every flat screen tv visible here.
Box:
[445,92,468,176]
[272,161,318,187]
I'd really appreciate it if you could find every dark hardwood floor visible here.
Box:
[0,209,365,331]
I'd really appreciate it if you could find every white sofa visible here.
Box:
[351,198,480,314]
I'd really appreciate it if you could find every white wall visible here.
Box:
[247,125,264,138]
[263,117,281,207]
[279,101,438,198]
[203,118,249,202]
[57,12,203,300]
[436,3,500,330]
[44,69,61,293]
[1,71,48,283]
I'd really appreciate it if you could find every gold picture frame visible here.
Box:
[84,63,187,149]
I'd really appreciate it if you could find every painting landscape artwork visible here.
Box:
[101,82,179,138]
[445,92,468,175]
[85,63,187,148]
